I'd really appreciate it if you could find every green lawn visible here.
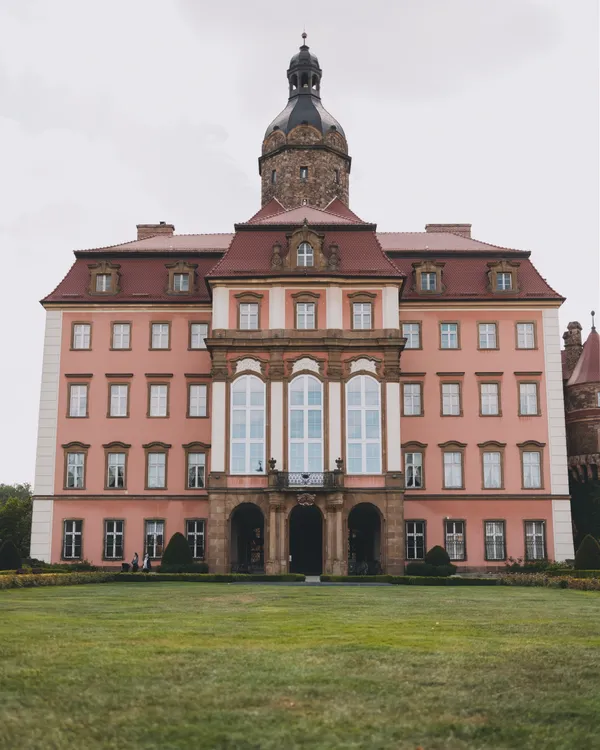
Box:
[1,584,599,750]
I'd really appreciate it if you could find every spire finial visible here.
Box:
[301,30,307,46]
[592,310,596,331]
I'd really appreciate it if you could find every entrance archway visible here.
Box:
[289,504,323,575]
[230,503,264,573]
[348,503,382,575]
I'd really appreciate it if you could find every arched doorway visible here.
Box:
[289,504,323,575]
[348,503,382,575]
[230,503,264,573]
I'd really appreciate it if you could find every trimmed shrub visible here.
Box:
[574,535,600,571]
[405,561,456,577]
[161,532,194,567]
[499,573,600,591]
[0,572,116,590]
[319,575,391,583]
[115,573,305,583]
[158,562,209,574]
[424,545,451,567]
[390,576,498,586]
[0,540,22,571]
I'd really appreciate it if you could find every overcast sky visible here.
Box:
[0,0,598,485]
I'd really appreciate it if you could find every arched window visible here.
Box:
[297,242,314,267]
[230,375,265,474]
[346,375,381,474]
[289,375,323,473]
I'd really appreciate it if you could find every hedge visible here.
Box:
[499,573,600,590]
[320,575,391,583]
[0,572,116,589]
[115,573,306,583]
[390,576,499,586]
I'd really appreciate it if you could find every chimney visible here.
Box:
[425,223,472,239]
[136,221,175,241]
[563,321,583,379]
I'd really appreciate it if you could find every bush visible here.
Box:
[0,540,22,570]
[161,532,194,567]
[390,576,498,586]
[574,535,600,571]
[424,545,451,567]
[0,572,116,590]
[405,561,457,577]
[320,575,391,583]
[158,562,209,574]
[115,573,305,583]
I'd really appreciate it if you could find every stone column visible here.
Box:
[385,474,405,575]
[279,504,288,572]
[266,496,284,574]
[326,493,344,575]
[207,482,228,574]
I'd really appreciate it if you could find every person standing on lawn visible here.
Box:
[142,553,151,572]
[131,552,139,572]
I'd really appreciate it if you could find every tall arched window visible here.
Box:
[230,375,265,474]
[346,375,381,474]
[289,375,323,473]
[297,242,314,267]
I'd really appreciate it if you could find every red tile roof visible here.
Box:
[246,198,286,223]
[378,232,526,254]
[245,204,367,226]
[567,329,600,386]
[78,233,233,255]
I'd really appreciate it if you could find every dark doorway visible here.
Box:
[289,504,323,575]
[348,503,382,575]
[230,503,264,573]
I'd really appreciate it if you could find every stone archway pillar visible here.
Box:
[266,494,285,574]
[325,493,344,575]
[207,482,228,574]
[384,474,405,575]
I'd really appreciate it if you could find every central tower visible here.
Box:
[259,34,351,209]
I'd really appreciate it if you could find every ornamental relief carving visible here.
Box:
[291,357,321,375]
[349,358,378,375]
[235,358,263,375]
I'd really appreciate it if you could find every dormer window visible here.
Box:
[173,273,190,292]
[412,261,445,295]
[95,274,112,292]
[487,260,520,294]
[300,166,308,181]
[88,260,120,296]
[496,272,512,291]
[297,242,314,267]
[421,272,437,291]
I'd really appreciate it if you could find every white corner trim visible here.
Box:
[269,287,285,329]
[235,358,262,374]
[212,286,229,329]
[210,382,227,472]
[30,499,55,563]
[328,382,342,470]
[292,357,321,375]
[552,499,575,561]
[382,286,400,329]
[385,382,402,471]
[326,286,343,328]
[270,381,284,469]
[350,358,377,374]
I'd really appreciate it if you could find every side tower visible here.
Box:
[259,34,351,209]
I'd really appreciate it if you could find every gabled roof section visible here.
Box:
[77,233,233,255]
[246,198,286,223]
[244,202,369,227]
[568,329,600,386]
[377,231,528,255]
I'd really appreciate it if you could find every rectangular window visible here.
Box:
[109,384,128,417]
[402,322,421,349]
[151,323,170,349]
[445,520,465,561]
[107,453,126,489]
[483,451,502,489]
[72,323,91,350]
[66,453,85,489]
[69,384,88,418]
[421,272,437,291]
[186,519,205,559]
[597,392,600,407]
[187,453,206,489]
[296,302,315,330]
[480,383,499,415]
[147,453,166,489]
[300,166,308,180]
[443,452,463,489]
[95,274,112,292]
[271,169,276,184]
[522,451,542,488]
[63,520,82,559]
[485,521,506,561]
[173,273,189,292]
[517,322,535,349]
[405,521,425,560]
[353,303,372,330]
[112,323,131,349]
[519,383,539,415]
[334,168,340,184]
[104,520,124,559]
[239,303,259,330]
[496,272,512,291]
[403,384,422,416]
[478,323,497,349]
[190,322,208,349]
[149,384,168,417]
[145,520,164,558]
[189,384,208,417]
[405,452,423,489]
[525,521,545,560]
[440,323,458,349]
[442,383,461,416]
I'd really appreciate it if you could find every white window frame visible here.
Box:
[496,272,512,291]
[173,273,190,292]
[346,375,382,475]
[352,303,372,330]
[402,323,421,349]
[104,520,124,559]
[297,242,314,267]
[525,520,545,560]
[147,453,166,489]
[190,322,208,349]
[480,383,499,416]
[296,302,315,330]
[66,452,85,489]
[109,384,128,418]
[483,451,502,489]
[485,521,505,561]
[478,323,497,349]
[239,303,259,330]
[519,383,538,415]
[442,383,461,416]
[69,384,88,418]
[403,384,422,416]
[405,452,423,489]
[522,451,542,488]
[63,520,82,559]
[107,452,126,489]
[72,324,91,350]
[440,323,458,349]
[421,272,437,291]
[230,375,266,474]
[288,375,324,473]
[145,520,164,558]
[405,520,425,560]
[186,519,206,559]
[151,323,170,349]
[149,384,168,417]
[112,323,131,349]
[189,384,208,417]
[443,452,463,489]
[445,520,466,561]
[517,323,535,349]
[187,453,206,489]
[95,274,112,292]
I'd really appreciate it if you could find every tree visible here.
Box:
[0,540,22,570]
[574,534,600,570]
[161,532,193,566]
[0,485,33,559]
